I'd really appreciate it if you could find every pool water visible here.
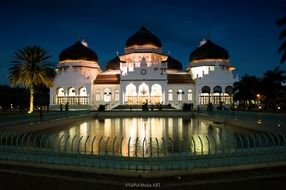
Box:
[34,117,250,157]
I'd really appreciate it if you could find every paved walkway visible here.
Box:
[197,111,286,133]
[0,111,94,133]
[0,160,286,190]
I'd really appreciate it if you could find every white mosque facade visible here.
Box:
[49,26,238,110]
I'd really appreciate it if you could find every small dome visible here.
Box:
[189,40,229,62]
[59,41,98,62]
[163,56,182,70]
[105,56,121,70]
[125,26,162,48]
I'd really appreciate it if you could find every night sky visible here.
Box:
[0,0,285,85]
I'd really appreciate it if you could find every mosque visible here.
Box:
[49,26,238,110]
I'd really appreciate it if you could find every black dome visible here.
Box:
[126,26,162,48]
[105,56,121,70]
[189,40,229,62]
[163,56,182,70]
[59,41,98,62]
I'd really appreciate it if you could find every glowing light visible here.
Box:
[125,44,160,49]
[80,122,88,137]
[59,60,98,64]
[191,58,229,63]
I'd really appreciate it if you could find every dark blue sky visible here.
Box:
[0,0,285,85]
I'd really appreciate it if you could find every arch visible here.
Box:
[78,86,88,105]
[151,84,162,96]
[138,83,149,96]
[56,87,66,105]
[200,86,210,104]
[225,86,233,95]
[125,83,137,104]
[213,86,222,104]
[78,87,88,96]
[223,86,234,104]
[57,87,65,96]
[151,84,162,104]
[138,83,150,104]
[213,86,222,93]
[125,83,137,96]
[201,86,210,93]
[68,87,76,96]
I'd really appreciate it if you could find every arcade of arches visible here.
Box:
[199,85,233,105]
[54,86,89,105]
[125,83,163,105]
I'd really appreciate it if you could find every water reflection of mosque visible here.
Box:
[52,117,232,157]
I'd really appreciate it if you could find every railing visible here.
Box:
[0,132,286,172]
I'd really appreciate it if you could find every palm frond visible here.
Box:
[279,29,286,40]
[277,16,286,26]
[8,45,56,88]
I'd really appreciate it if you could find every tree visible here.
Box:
[262,67,286,109]
[233,75,262,110]
[8,46,56,113]
[277,12,286,63]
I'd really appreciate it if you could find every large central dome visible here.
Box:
[125,26,162,49]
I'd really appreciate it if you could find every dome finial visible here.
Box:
[199,38,207,47]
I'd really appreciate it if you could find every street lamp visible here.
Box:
[177,90,185,110]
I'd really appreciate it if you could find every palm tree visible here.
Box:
[8,45,56,113]
[277,12,286,63]
[262,67,286,109]
[233,75,262,110]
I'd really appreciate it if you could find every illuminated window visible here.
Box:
[95,90,100,101]
[177,89,184,101]
[188,89,192,101]
[115,90,119,101]
[168,89,173,101]
[104,89,111,103]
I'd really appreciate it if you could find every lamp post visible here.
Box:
[177,90,185,110]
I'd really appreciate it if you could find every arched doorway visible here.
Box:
[56,87,66,105]
[224,86,233,104]
[138,83,149,104]
[200,86,210,104]
[125,83,137,105]
[150,84,162,104]
[213,86,222,104]
[78,87,88,105]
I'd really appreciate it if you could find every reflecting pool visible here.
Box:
[38,117,248,157]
